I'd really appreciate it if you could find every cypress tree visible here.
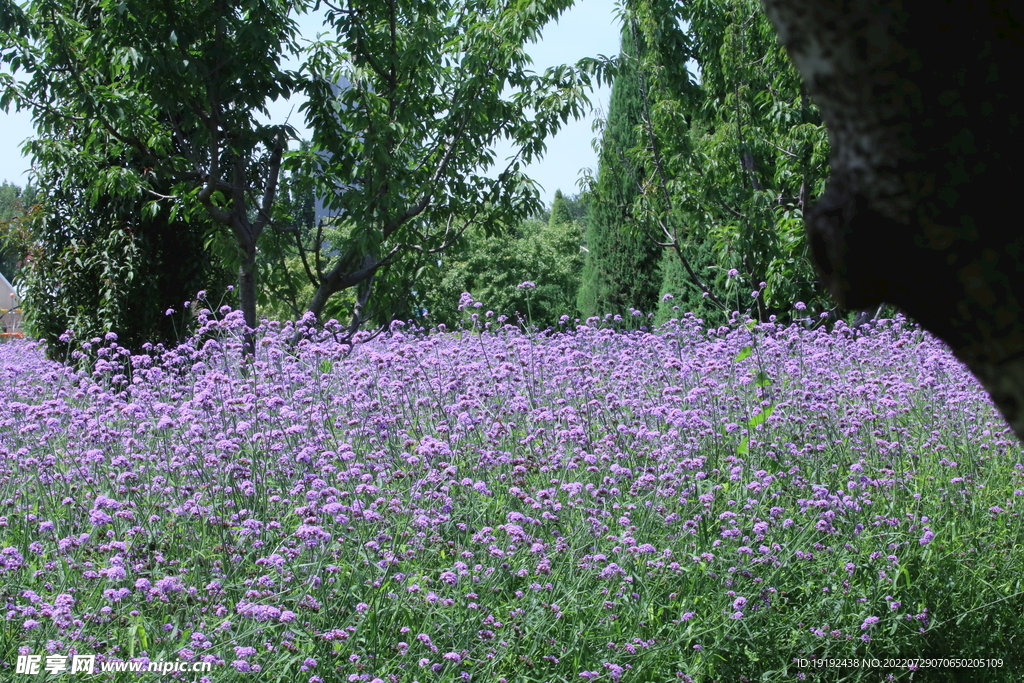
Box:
[577,19,663,320]
[548,189,572,228]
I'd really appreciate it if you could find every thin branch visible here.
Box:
[252,136,286,235]
[196,131,232,225]
[764,138,798,159]
[333,243,404,289]
[295,224,321,289]
[145,188,179,201]
[314,213,324,279]
[380,134,461,239]
[719,200,747,219]
[15,93,87,121]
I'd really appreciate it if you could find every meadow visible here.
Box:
[1,299,1022,682]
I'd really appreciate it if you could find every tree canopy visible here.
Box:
[2,0,307,354]
[290,0,595,337]
[1,0,851,360]
[604,0,832,324]
[1,0,601,355]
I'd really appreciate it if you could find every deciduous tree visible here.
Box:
[417,214,584,331]
[289,0,596,339]
[0,181,36,281]
[617,0,831,322]
[2,0,307,353]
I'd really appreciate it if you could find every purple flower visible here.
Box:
[236,601,281,622]
[860,616,880,629]
[604,663,625,681]
[0,283,1009,680]
[294,524,331,546]
[103,566,127,581]
[155,577,185,593]
[89,509,113,526]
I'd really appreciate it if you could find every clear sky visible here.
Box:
[0,0,621,207]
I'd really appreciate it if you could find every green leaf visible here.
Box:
[747,404,774,429]
[734,345,752,362]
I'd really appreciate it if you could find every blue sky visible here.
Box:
[0,0,621,207]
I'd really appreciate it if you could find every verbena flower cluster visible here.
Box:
[1,306,1022,681]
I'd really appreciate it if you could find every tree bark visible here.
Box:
[761,0,1024,441]
[304,251,379,334]
[306,279,334,324]
[238,236,258,357]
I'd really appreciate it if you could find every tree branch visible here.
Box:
[252,137,285,235]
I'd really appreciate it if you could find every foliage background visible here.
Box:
[417,193,586,331]
[0,0,844,354]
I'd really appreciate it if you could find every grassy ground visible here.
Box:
[1,305,1022,681]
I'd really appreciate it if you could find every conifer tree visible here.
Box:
[548,189,572,228]
[576,20,662,320]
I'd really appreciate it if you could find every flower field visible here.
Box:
[1,307,1023,681]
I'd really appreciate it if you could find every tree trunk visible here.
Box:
[238,237,258,357]
[761,0,1024,441]
[306,269,338,324]
[347,268,375,339]
[852,303,885,329]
